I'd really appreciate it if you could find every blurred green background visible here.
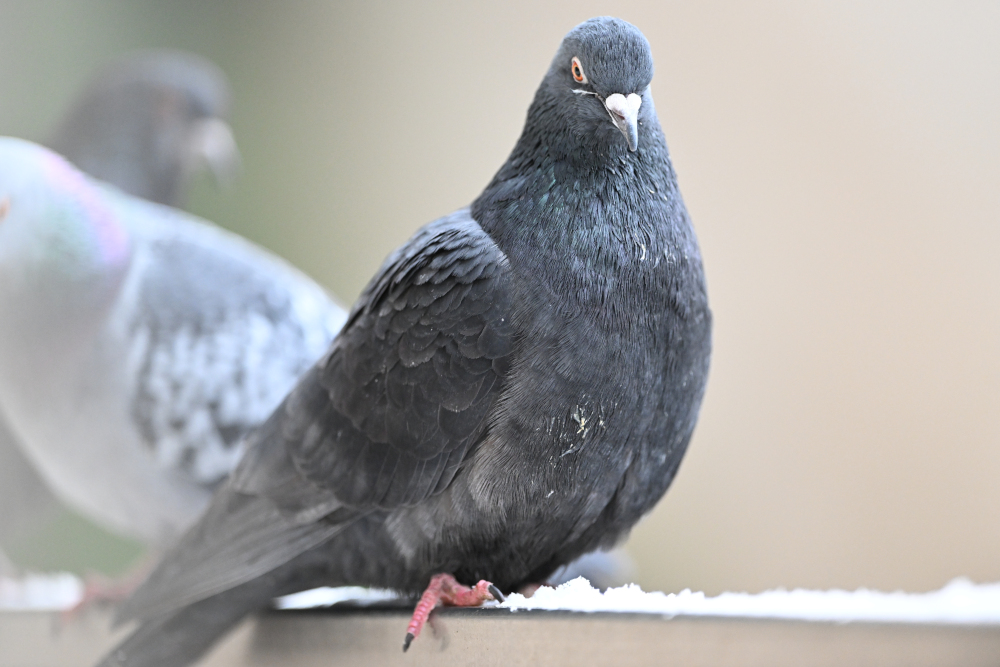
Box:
[1,1,999,594]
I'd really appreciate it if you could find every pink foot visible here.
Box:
[403,573,505,651]
[57,558,153,627]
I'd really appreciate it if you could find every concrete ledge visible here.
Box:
[4,604,1000,667]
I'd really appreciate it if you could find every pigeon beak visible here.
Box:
[0,197,9,225]
[603,93,642,152]
[188,118,242,187]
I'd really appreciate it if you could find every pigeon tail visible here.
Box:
[94,580,270,667]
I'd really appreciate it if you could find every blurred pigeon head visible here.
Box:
[47,50,240,207]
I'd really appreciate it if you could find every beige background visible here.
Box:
[0,1,998,595]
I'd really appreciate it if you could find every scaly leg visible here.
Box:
[403,573,505,651]
[57,556,155,628]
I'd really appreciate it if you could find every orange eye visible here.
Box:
[571,56,587,84]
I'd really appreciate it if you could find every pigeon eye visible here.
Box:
[571,57,588,84]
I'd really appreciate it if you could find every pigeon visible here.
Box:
[0,138,346,550]
[47,49,239,207]
[0,51,243,572]
[99,17,711,667]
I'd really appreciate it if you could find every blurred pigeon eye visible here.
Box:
[571,57,588,84]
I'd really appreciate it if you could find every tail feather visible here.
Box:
[114,481,343,626]
[95,580,273,667]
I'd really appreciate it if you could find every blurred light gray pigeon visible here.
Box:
[0,137,346,548]
[0,436,52,574]
[0,51,243,570]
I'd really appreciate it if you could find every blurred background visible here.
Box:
[0,1,997,596]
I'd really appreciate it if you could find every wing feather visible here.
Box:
[122,208,514,619]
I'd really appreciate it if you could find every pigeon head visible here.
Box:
[47,50,240,207]
[0,137,130,299]
[475,17,677,252]
[536,17,655,155]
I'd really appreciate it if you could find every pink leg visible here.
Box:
[403,573,505,651]
[57,557,154,627]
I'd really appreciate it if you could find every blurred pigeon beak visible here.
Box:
[0,197,9,224]
[604,93,642,152]
[188,118,241,187]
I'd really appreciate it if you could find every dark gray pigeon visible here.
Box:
[46,49,239,208]
[100,17,711,667]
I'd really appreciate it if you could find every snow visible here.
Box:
[501,577,1000,625]
[6,572,1000,626]
[275,586,400,610]
[274,576,1000,625]
[0,573,83,611]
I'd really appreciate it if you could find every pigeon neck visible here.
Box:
[0,160,132,371]
[470,89,699,320]
[472,93,682,248]
[21,168,131,285]
[473,85,678,211]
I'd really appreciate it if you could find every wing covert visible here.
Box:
[287,209,512,509]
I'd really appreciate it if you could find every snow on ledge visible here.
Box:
[275,586,400,610]
[274,576,1000,625]
[6,572,1000,625]
[0,573,83,611]
[501,577,1000,625]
